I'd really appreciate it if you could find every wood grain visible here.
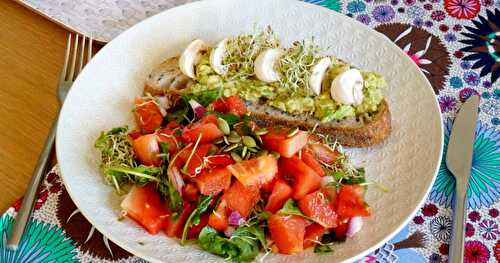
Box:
[0,0,68,212]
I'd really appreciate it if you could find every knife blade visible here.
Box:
[446,94,479,263]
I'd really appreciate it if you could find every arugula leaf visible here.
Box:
[314,243,333,253]
[198,226,262,262]
[233,226,268,252]
[181,195,213,244]
[182,87,222,107]
[213,112,241,127]
[157,176,183,214]
[343,168,366,185]
[278,199,309,219]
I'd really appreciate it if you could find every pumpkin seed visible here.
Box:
[241,146,248,159]
[287,127,299,138]
[230,151,242,162]
[223,143,239,152]
[255,128,269,136]
[223,136,229,145]
[214,138,224,144]
[248,147,259,153]
[270,151,281,159]
[217,117,230,135]
[228,132,241,143]
[242,136,257,148]
[257,150,269,156]
[255,135,263,145]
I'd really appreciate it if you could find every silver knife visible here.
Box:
[446,95,480,263]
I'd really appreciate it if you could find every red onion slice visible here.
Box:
[346,216,363,238]
[188,99,207,119]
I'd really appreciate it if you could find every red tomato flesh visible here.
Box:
[171,143,213,176]
[211,95,247,116]
[132,134,161,166]
[182,115,223,143]
[303,223,326,248]
[208,200,229,231]
[279,156,321,200]
[194,167,232,196]
[204,154,235,168]
[227,155,278,187]
[264,179,293,213]
[298,190,338,228]
[222,180,260,217]
[165,202,194,238]
[262,128,308,158]
[268,214,307,254]
[120,184,169,234]
[187,212,210,239]
[134,97,163,134]
[156,128,179,155]
[301,149,325,177]
[336,185,370,218]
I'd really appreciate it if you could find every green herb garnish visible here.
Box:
[181,195,213,244]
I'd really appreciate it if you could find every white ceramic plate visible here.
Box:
[56,0,443,262]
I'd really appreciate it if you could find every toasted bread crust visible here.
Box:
[250,99,391,147]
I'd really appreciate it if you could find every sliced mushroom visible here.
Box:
[179,39,208,79]
[330,68,364,105]
[254,48,284,82]
[210,38,228,76]
[308,57,332,95]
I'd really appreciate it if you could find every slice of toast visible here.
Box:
[144,56,392,147]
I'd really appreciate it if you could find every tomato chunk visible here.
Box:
[227,155,278,187]
[182,115,223,143]
[279,156,321,200]
[262,128,308,158]
[264,179,293,213]
[194,167,232,196]
[211,95,247,116]
[268,214,307,254]
[171,143,213,175]
[298,190,338,228]
[120,184,169,234]
[304,224,326,248]
[187,213,210,239]
[183,183,199,203]
[165,202,194,238]
[208,200,229,231]
[134,97,163,134]
[133,134,161,166]
[204,154,235,168]
[223,180,260,217]
[156,128,179,155]
[336,185,370,218]
[301,149,325,177]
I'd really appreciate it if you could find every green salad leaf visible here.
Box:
[198,226,264,262]
[278,199,310,220]
[314,244,333,253]
[181,195,213,244]
[157,176,183,215]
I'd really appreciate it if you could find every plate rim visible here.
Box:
[56,0,444,262]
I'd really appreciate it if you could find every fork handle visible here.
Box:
[450,179,467,263]
[6,115,58,250]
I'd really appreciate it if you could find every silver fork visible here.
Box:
[7,33,93,250]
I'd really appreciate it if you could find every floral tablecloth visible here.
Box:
[2,0,499,262]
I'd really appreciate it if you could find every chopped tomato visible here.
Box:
[298,190,338,228]
[171,143,213,176]
[211,95,247,116]
[336,185,370,218]
[304,224,326,248]
[262,128,308,158]
[166,120,181,129]
[264,179,293,213]
[128,130,142,140]
[183,183,199,203]
[204,154,235,168]
[187,212,210,239]
[165,202,194,238]
[156,128,179,155]
[227,155,278,187]
[279,156,321,200]
[301,149,325,176]
[194,167,232,196]
[268,214,307,254]
[182,115,223,143]
[334,220,349,238]
[223,180,260,217]
[306,143,341,166]
[132,134,161,166]
[208,200,229,231]
[134,97,163,134]
[120,184,169,234]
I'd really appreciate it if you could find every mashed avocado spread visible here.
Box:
[181,30,386,122]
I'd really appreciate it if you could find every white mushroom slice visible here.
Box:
[179,39,208,79]
[330,68,364,105]
[308,57,332,95]
[210,38,228,75]
[254,48,284,82]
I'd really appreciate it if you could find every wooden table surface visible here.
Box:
[0,0,73,212]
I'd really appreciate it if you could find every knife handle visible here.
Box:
[450,178,468,263]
